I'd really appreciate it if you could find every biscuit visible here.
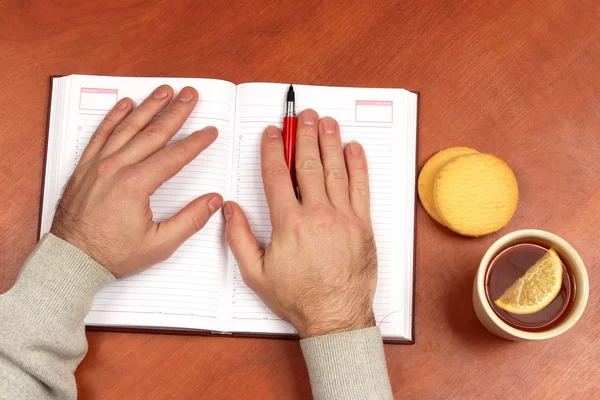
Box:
[417,147,479,225]
[434,153,518,237]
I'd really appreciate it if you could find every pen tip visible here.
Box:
[287,84,295,101]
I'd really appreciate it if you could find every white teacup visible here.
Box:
[472,229,589,341]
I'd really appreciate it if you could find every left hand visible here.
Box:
[51,85,223,277]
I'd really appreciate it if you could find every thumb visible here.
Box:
[224,201,264,289]
[156,193,223,251]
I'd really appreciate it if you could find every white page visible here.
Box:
[224,83,417,339]
[42,75,236,331]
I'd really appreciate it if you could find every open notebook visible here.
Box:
[41,75,418,343]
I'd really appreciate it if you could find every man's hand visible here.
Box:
[224,110,377,338]
[51,85,223,277]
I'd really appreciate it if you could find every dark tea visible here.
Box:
[485,241,575,332]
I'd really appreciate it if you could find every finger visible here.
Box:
[117,87,199,166]
[345,141,371,222]
[223,201,264,290]
[260,126,300,226]
[136,126,218,192]
[79,98,133,166]
[155,193,223,250]
[318,117,350,210]
[295,109,329,206]
[100,85,174,157]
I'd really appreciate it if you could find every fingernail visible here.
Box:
[223,202,233,220]
[300,110,317,126]
[177,88,194,102]
[266,126,281,138]
[152,86,169,99]
[208,196,223,214]
[349,141,362,155]
[117,98,129,109]
[322,118,337,134]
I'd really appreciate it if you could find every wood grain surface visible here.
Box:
[1,0,599,398]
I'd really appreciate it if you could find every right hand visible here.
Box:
[224,110,378,338]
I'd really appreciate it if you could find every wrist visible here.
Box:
[296,312,376,339]
[50,210,92,261]
[50,214,113,274]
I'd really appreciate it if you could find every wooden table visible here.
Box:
[1,0,599,398]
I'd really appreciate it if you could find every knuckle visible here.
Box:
[298,158,323,173]
[96,157,119,178]
[263,163,289,180]
[166,103,186,115]
[312,206,335,226]
[298,130,318,142]
[66,170,84,188]
[265,140,283,153]
[351,181,370,198]
[117,168,141,187]
[325,165,347,181]
[101,113,118,124]
[324,143,340,153]
[168,143,188,160]
[136,101,156,114]
[349,156,367,171]
[283,209,303,226]
[290,219,305,241]
[191,210,210,232]
[191,215,206,232]
[88,131,107,147]
[113,119,137,136]
[143,122,166,140]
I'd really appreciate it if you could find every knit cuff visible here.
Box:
[300,326,393,400]
[6,233,115,326]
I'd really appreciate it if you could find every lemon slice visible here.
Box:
[494,248,563,314]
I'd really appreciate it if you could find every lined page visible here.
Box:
[43,75,236,331]
[224,83,417,339]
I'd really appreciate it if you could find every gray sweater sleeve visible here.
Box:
[300,327,394,399]
[0,233,393,400]
[0,234,114,400]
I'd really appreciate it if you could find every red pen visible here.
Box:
[282,84,299,198]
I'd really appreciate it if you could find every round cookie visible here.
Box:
[434,153,518,237]
[418,147,479,225]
